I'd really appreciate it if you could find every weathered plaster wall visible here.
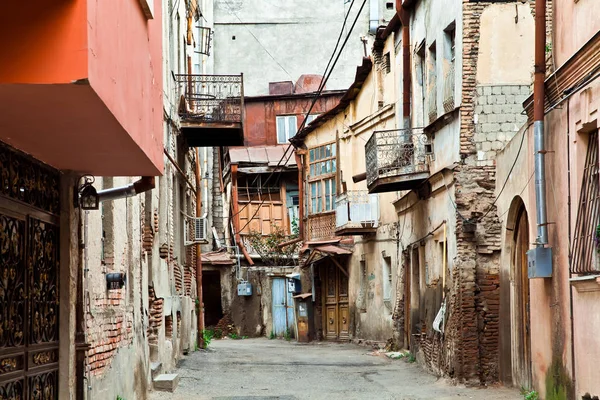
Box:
[554,0,600,67]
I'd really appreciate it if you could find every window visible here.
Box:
[276,115,298,143]
[443,22,456,112]
[428,42,438,123]
[383,256,392,301]
[358,260,367,313]
[571,130,600,274]
[305,114,320,126]
[383,52,391,74]
[308,143,336,214]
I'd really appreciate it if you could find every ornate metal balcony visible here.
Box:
[365,129,431,193]
[335,191,379,236]
[175,74,244,146]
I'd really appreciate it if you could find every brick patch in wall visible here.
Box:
[174,260,183,294]
[148,286,163,345]
[86,314,134,376]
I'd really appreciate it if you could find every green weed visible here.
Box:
[521,387,539,400]
[269,331,276,340]
[284,328,292,341]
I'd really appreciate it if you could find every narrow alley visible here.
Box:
[151,339,520,400]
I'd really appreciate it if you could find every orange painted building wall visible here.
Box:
[87,0,164,173]
[0,0,88,83]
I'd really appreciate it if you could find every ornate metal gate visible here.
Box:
[0,143,60,399]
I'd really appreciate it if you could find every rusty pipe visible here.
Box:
[97,176,155,202]
[352,172,367,183]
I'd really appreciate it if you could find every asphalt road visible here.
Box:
[149,338,521,400]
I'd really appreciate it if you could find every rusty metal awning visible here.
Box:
[301,243,353,268]
[229,145,297,167]
[201,250,234,265]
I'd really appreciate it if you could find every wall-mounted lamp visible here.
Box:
[75,176,99,210]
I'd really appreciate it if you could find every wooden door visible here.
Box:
[513,208,532,388]
[272,278,295,338]
[322,261,349,341]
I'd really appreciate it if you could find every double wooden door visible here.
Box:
[322,262,349,340]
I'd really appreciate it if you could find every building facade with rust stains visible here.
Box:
[204,79,345,338]
[495,0,600,398]
[383,0,544,387]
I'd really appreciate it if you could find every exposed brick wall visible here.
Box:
[86,306,134,376]
[147,286,163,345]
[413,0,528,385]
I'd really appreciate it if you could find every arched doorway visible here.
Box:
[502,198,532,389]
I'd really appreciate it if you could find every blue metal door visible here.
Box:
[272,278,295,337]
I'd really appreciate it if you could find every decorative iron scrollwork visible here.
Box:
[29,370,57,400]
[32,351,56,366]
[0,215,26,348]
[0,357,18,374]
[365,129,431,187]
[0,142,60,214]
[29,219,59,345]
[0,379,24,399]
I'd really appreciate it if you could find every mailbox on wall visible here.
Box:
[286,273,301,294]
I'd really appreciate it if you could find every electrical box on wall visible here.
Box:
[237,282,252,296]
[527,247,553,278]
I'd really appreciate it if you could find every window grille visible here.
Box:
[571,130,600,274]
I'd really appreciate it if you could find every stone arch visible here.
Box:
[499,196,532,388]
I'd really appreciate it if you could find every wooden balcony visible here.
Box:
[176,74,244,146]
[365,129,431,194]
[335,191,379,236]
[307,212,336,241]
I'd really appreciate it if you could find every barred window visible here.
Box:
[571,130,600,274]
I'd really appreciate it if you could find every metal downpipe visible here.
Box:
[533,0,548,246]
[534,121,548,245]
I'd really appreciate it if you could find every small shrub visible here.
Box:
[229,332,239,340]
[521,388,540,400]
[202,329,214,348]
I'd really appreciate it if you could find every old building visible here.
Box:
[0,0,163,398]
[495,0,600,398]
[205,79,344,338]
[377,0,540,386]
[290,27,401,343]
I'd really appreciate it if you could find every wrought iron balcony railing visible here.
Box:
[175,74,244,124]
[428,82,437,124]
[365,129,431,193]
[335,191,379,235]
[443,63,455,113]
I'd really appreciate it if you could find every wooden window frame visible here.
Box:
[276,115,298,144]
[307,142,337,215]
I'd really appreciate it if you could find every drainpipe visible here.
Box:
[369,0,379,34]
[399,4,411,128]
[97,176,155,202]
[533,0,548,246]
[195,148,205,348]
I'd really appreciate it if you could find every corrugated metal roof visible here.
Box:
[229,145,296,166]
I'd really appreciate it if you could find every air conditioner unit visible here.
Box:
[185,217,209,245]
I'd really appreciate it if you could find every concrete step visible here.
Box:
[153,373,179,393]
[150,362,162,380]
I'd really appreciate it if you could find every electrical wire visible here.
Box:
[228,0,357,221]
[236,0,369,233]
[477,125,527,222]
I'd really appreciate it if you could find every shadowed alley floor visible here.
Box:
[149,338,521,400]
